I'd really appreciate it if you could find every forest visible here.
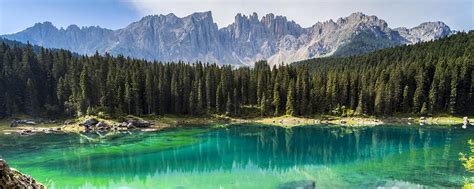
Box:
[0,31,472,119]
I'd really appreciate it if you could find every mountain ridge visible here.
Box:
[1,11,452,66]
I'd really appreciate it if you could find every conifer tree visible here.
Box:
[273,82,281,115]
[286,82,295,116]
[226,93,232,115]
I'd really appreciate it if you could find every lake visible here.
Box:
[0,124,471,188]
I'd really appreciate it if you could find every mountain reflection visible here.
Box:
[0,124,468,188]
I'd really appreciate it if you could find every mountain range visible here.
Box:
[1,12,452,66]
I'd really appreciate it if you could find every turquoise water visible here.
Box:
[0,124,471,188]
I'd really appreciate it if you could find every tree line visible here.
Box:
[0,32,472,118]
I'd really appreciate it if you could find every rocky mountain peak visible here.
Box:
[33,21,55,29]
[2,12,453,66]
[394,21,451,44]
[185,11,213,21]
[66,24,81,31]
[28,21,58,33]
[336,12,389,31]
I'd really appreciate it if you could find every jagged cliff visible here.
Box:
[1,12,452,66]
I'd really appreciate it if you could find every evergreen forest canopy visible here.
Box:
[0,32,472,119]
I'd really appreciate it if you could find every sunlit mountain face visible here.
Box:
[1,12,451,66]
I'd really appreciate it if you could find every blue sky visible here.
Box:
[0,0,472,35]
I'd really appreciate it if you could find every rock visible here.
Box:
[25,121,37,125]
[420,117,427,125]
[0,159,45,188]
[10,120,38,127]
[277,180,315,189]
[127,120,151,128]
[95,122,108,128]
[80,118,99,127]
[119,122,128,127]
[463,117,470,125]
[64,120,76,125]
[10,120,18,127]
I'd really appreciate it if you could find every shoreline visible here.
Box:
[1,115,472,135]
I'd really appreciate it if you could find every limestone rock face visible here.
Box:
[394,21,452,44]
[2,12,452,66]
[0,159,45,189]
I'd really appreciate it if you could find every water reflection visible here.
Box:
[0,125,469,188]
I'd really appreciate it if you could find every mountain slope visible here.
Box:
[1,12,452,66]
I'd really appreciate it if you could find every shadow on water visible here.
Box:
[0,124,471,188]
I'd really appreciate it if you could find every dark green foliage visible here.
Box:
[0,32,472,118]
[286,81,296,116]
[295,31,473,116]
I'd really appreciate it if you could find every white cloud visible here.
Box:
[123,0,473,30]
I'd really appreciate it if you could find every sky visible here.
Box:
[0,0,472,35]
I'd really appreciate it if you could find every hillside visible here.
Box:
[0,32,472,119]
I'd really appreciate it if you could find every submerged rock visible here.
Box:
[0,159,45,188]
[277,180,315,189]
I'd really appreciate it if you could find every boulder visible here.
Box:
[119,122,128,127]
[420,117,427,125]
[95,122,108,128]
[126,120,151,128]
[0,159,45,188]
[10,120,18,127]
[277,180,315,189]
[463,117,470,125]
[64,120,76,125]
[80,118,99,127]
[25,121,37,125]
[10,120,38,127]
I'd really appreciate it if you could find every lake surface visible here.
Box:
[0,124,471,188]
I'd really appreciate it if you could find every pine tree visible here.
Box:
[216,82,223,113]
[260,91,268,116]
[420,102,428,115]
[124,81,132,114]
[189,83,197,115]
[449,70,459,115]
[402,85,411,112]
[197,79,204,114]
[171,70,180,114]
[273,82,281,115]
[79,65,92,115]
[26,78,39,116]
[413,69,428,113]
[233,88,239,115]
[286,82,295,116]
[225,92,232,115]
[205,70,213,114]
[145,69,154,114]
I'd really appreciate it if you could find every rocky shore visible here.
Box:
[2,115,472,136]
[0,159,44,188]
[4,116,160,136]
